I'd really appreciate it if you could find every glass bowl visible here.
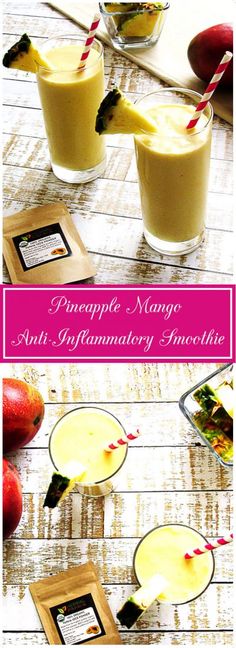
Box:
[179,364,233,468]
[99,2,170,49]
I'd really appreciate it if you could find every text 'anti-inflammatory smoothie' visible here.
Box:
[134,91,212,254]
[134,524,214,604]
[50,407,127,496]
[37,38,106,182]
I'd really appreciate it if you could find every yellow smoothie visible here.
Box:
[50,407,127,485]
[134,102,212,249]
[37,42,105,174]
[134,524,214,604]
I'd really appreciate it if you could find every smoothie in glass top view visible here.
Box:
[49,407,127,495]
[134,524,214,605]
[36,38,106,181]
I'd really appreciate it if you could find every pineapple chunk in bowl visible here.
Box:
[99,2,170,49]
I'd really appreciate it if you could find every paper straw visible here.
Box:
[78,12,101,69]
[105,429,140,452]
[186,51,233,129]
[185,532,233,559]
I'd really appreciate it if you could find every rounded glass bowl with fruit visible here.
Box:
[99,2,170,49]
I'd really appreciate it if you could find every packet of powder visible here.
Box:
[3,202,96,284]
[29,562,122,645]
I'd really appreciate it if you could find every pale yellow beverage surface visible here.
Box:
[140,104,209,152]
[37,44,105,170]
[134,103,212,242]
[134,524,214,604]
[50,408,127,483]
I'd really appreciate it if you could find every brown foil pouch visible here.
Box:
[29,562,122,645]
[3,202,95,284]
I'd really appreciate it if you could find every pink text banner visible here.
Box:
[2,285,235,363]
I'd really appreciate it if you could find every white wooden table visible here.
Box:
[2,1,234,284]
[3,362,233,645]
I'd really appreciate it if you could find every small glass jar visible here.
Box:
[99,2,170,49]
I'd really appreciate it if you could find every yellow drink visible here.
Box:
[134,524,214,605]
[49,407,127,496]
[134,89,213,255]
[37,37,106,183]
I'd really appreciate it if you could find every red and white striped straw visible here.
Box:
[185,532,233,559]
[78,12,101,69]
[186,51,233,130]
[104,429,140,452]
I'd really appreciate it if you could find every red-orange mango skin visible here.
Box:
[3,378,45,452]
[3,458,23,539]
[188,24,233,89]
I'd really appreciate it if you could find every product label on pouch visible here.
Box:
[49,593,106,645]
[13,223,72,271]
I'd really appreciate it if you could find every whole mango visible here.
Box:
[3,458,23,539]
[3,378,45,452]
[188,24,233,89]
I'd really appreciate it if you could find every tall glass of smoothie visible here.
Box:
[134,89,213,255]
[49,406,128,496]
[133,523,215,605]
[36,36,106,183]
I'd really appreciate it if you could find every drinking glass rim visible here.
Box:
[99,2,170,15]
[36,34,104,73]
[135,87,214,137]
[133,522,215,605]
[49,405,128,485]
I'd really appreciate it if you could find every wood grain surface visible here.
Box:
[2,1,233,285]
[2,362,233,645]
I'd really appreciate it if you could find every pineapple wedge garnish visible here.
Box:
[43,461,86,509]
[3,33,55,73]
[117,574,167,628]
[95,87,158,135]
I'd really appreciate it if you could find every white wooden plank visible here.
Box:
[2,583,233,632]
[2,167,233,275]
[6,446,232,493]
[2,363,225,403]
[3,189,233,244]
[2,251,231,285]
[2,170,233,233]
[3,105,46,138]
[2,401,211,449]
[2,79,233,161]
[3,155,232,220]
[13,491,233,539]
[3,539,233,584]
[3,13,83,38]
[2,630,234,646]
[3,1,64,18]
[3,204,231,275]
[2,106,233,196]
[104,491,233,538]
[2,125,233,183]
